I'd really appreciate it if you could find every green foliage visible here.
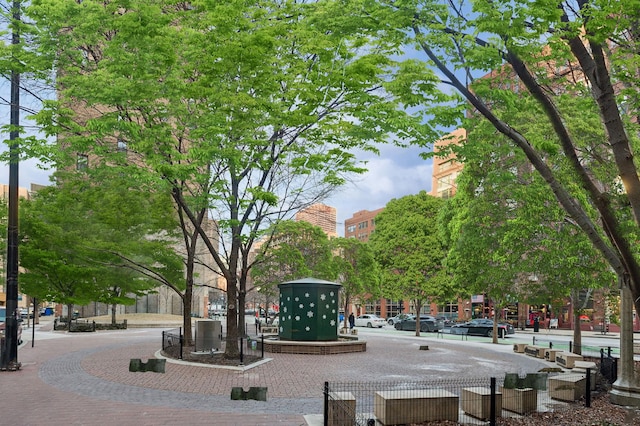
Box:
[19,170,183,307]
[330,237,382,309]
[26,0,438,356]
[441,122,615,307]
[369,191,452,308]
[251,220,333,302]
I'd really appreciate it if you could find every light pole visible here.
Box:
[0,0,21,371]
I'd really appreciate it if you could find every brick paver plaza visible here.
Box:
[0,319,559,425]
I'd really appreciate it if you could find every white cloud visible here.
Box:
[326,144,434,235]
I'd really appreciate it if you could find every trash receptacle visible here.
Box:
[533,317,540,332]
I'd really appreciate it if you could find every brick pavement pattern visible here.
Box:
[0,322,553,426]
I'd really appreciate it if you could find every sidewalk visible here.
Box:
[515,326,619,339]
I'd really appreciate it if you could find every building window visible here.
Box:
[358,221,368,229]
[347,225,356,233]
[77,154,88,171]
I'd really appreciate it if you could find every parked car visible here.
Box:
[394,315,444,332]
[19,308,34,319]
[354,314,386,328]
[451,318,515,337]
[0,307,23,345]
[387,313,414,325]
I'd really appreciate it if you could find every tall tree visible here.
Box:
[439,112,615,344]
[19,171,183,327]
[28,0,431,358]
[361,0,640,327]
[369,191,450,336]
[251,220,334,309]
[350,0,640,396]
[329,237,381,329]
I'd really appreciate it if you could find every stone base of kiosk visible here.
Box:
[374,389,459,425]
[499,387,538,415]
[328,391,356,426]
[549,375,586,401]
[461,387,502,420]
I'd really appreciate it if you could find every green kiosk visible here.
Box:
[278,277,341,341]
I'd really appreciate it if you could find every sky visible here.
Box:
[325,144,433,235]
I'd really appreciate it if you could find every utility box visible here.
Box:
[278,277,342,341]
[195,320,222,352]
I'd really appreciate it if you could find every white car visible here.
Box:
[354,314,386,328]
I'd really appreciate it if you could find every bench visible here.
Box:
[555,352,583,368]
[549,374,586,401]
[461,387,501,421]
[513,343,527,353]
[374,389,459,425]
[499,387,538,414]
[524,345,545,358]
[328,391,356,426]
[543,348,563,362]
[573,361,597,390]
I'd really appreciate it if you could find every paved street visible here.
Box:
[0,318,619,426]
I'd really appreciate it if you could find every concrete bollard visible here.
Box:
[129,358,166,373]
[231,387,268,401]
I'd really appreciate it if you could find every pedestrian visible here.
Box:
[348,313,355,329]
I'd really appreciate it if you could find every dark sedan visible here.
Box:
[394,315,444,332]
[451,319,515,338]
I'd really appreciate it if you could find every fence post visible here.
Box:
[569,341,572,353]
[586,368,591,408]
[549,341,553,349]
[490,377,496,426]
[179,327,183,360]
[323,381,329,426]
[533,336,536,345]
[240,337,244,364]
[261,334,264,359]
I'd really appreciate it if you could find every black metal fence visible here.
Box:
[162,327,183,359]
[161,327,266,364]
[325,370,597,426]
[600,347,618,383]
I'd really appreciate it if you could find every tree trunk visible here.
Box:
[111,303,116,325]
[414,300,422,337]
[66,303,74,331]
[572,310,582,356]
[183,273,194,346]
[225,274,240,359]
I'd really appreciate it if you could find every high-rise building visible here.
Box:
[295,203,337,237]
[430,128,465,199]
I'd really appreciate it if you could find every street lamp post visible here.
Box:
[0,0,21,372]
